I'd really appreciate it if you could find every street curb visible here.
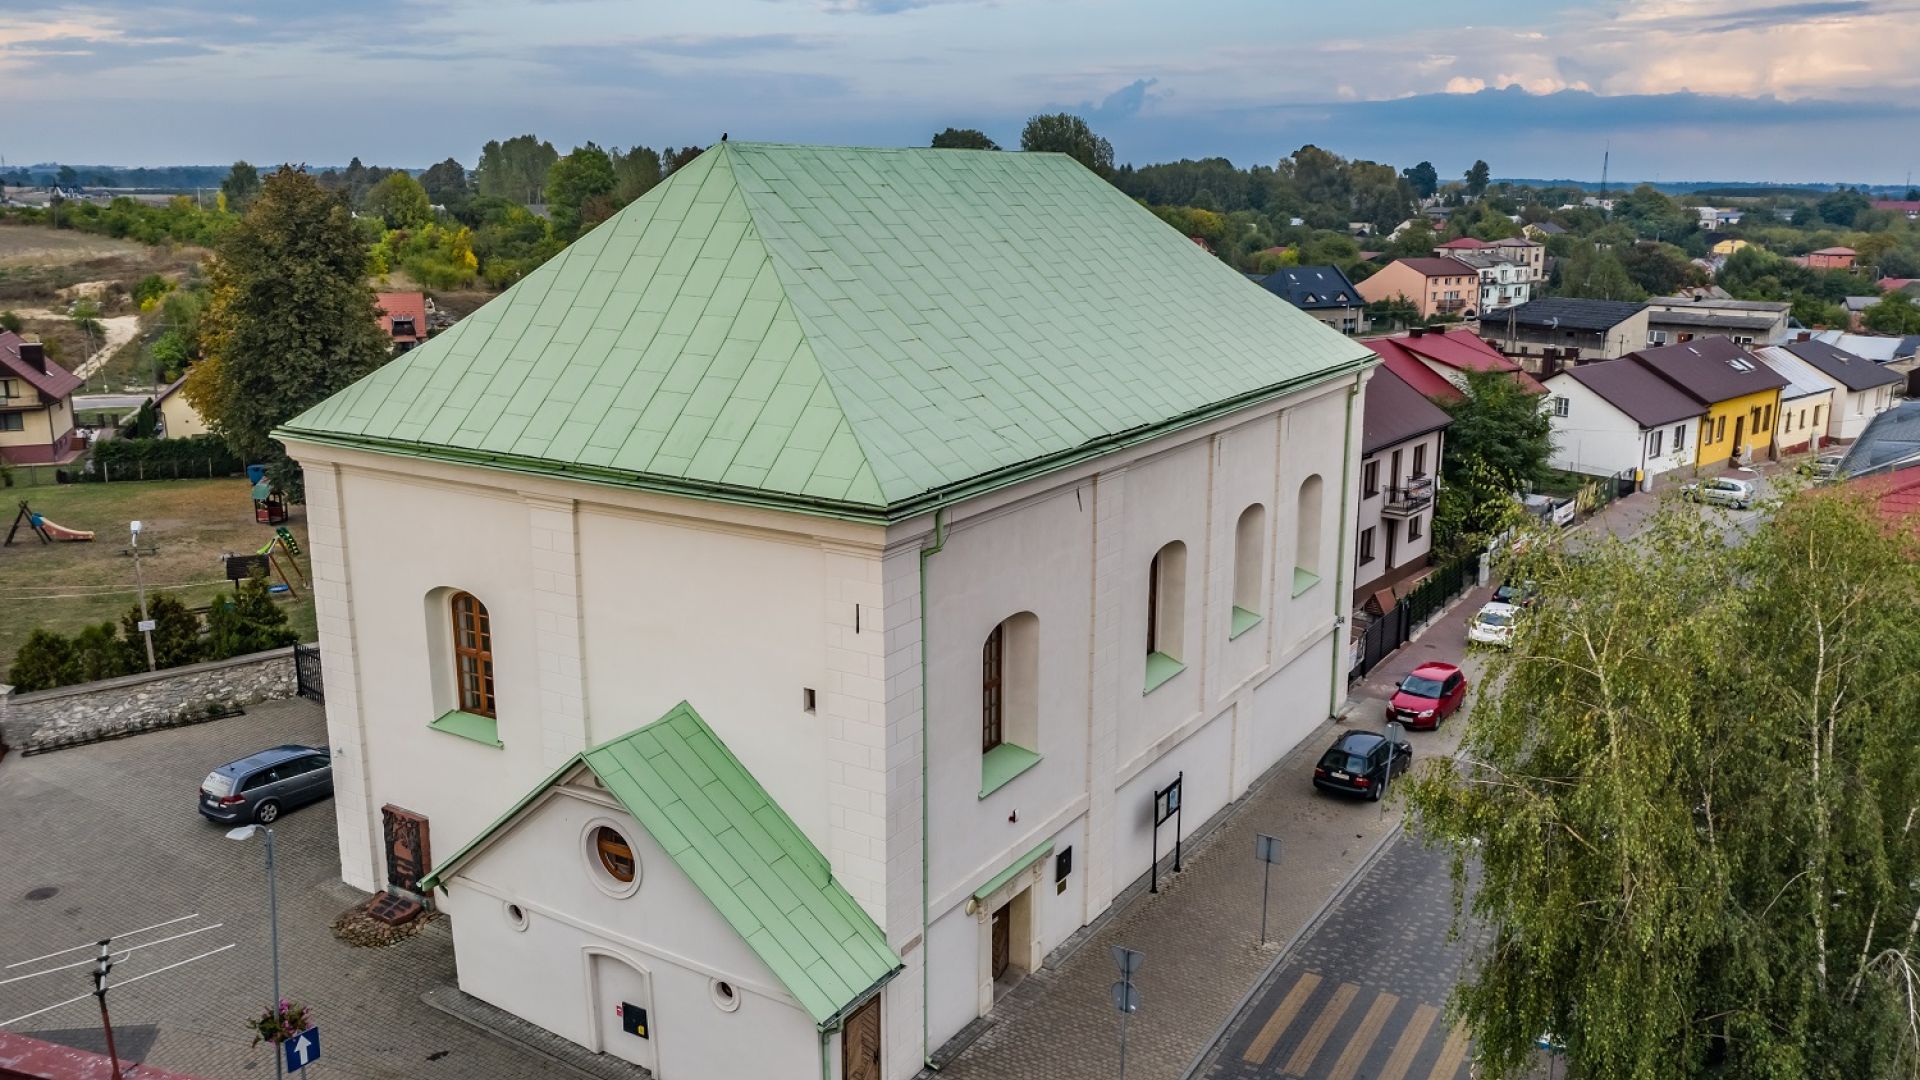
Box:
[1176,820,1406,1080]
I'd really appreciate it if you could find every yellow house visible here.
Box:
[1711,238,1750,256]
[1631,338,1788,468]
[153,374,210,439]
[0,330,83,465]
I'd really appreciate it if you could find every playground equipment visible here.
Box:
[224,526,306,598]
[251,479,288,525]
[5,500,94,544]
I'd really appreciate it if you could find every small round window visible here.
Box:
[595,827,635,882]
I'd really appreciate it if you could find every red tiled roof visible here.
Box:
[1879,278,1918,291]
[1847,467,1920,534]
[374,291,428,344]
[1871,200,1920,213]
[1360,329,1545,400]
[1811,246,1857,256]
[0,330,82,401]
[1435,237,1488,250]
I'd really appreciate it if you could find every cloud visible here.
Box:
[636,33,822,58]
[814,0,989,12]
[1082,77,1164,122]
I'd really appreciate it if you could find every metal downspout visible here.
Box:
[918,507,949,1070]
[821,1029,832,1080]
[1329,376,1362,717]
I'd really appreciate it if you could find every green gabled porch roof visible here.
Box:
[418,701,901,1028]
[281,142,1373,521]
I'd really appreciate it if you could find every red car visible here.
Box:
[1386,661,1468,730]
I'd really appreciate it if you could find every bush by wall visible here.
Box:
[8,580,295,692]
[88,433,242,482]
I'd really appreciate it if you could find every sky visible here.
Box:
[2,0,1917,183]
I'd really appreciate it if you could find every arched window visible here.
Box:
[980,613,1040,794]
[450,592,496,717]
[1147,541,1187,665]
[1294,475,1323,594]
[1232,504,1266,637]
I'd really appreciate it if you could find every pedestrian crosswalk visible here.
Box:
[1238,971,1469,1079]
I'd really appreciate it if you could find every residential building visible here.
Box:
[1522,221,1567,240]
[1257,265,1368,335]
[1480,297,1649,370]
[1749,346,1838,455]
[1837,401,1920,477]
[374,290,428,352]
[1644,295,1792,348]
[1872,200,1920,221]
[1449,251,1532,314]
[0,330,82,465]
[1777,338,1903,440]
[1485,237,1546,281]
[278,142,1375,1080]
[1352,366,1449,606]
[1804,329,1920,365]
[1362,327,1545,403]
[1710,239,1751,256]
[1627,337,1789,467]
[1803,246,1858,271]
[1432,237,1487,256]
[1694,206,1743,229]
[1354,257,1478,319]
[152,374,210,439]
[1542,358,1703,487]
[1844,295,1881,331]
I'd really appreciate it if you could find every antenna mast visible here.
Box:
[1600,141,1610,200]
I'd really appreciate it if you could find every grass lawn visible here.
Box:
[0,477,315,676]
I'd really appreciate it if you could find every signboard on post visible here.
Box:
[1153,776,1181,825]
[1149,773,1185,894]
[283,1027,320,1073]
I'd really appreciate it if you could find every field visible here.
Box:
[0,225,149,268]
[0,223,205,307]
[0,478,315,676]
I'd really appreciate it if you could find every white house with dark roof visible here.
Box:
[1543,358,1705,486]
[279,142,1375,1080]
[1749,346,1838,454]
[1777,338,1904,440]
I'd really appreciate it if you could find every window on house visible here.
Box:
[1648,430,1663,457]
[1232,505,1265,637]
[982,623,1004,753]
[1552,396,1570,418]
[1814,404,1825,429]
[0,379,15,400]
[1407,516,1423,541]
[1390,448,1403,488]
[1359,526,1377,564]
[1412,444,1427,478]
[1715,416,1726,442]
[0,413,22,433]
[981,613,1040,786]
[1674,423,1687,450]
[1649,330,1668,345]
[1294,475,1324,593]
[1362,460,1379,498]
[1147,542,1187,663]
[450,592,496,718]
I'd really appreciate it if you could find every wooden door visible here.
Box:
[991,905,1011,980]
[1732,416,1745,460]
[842,995,881,1080]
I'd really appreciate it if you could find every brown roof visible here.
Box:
[374,291,428,344]
[0,330,82,401]
[1559,358,1703,428]
[1812,246,1857,256]
[1393,257,1476,278]
[1362,364,1453,453]
[1628,336,1788,405]
[1783,338,1904,392]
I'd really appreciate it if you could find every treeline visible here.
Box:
[2,164,233,189]
[9,578,299,692]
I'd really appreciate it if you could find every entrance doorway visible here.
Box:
[1732,416,1746,461]
[589,953,656,1072]
[989,889,1033,999]
[842,995,882,1080]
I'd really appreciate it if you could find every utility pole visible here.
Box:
[130,521,156,671]
[91,939,125,1080]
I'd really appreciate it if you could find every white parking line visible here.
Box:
[0,923,225,987]
[0,943,238,1027]
[4,913,202,969]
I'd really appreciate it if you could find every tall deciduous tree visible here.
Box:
[931,127,999,150]
[545,143,618,241]
[611,146,663,203]
[1864,291,1920,334]
[1019,114,1113,176]
[184,168,390,498]
[221,161,261,210]
[364,172,433,230]
[1402,160,1439,199]
[1409,493,1920,1078]
[1557,243,1646,302]
[418,158,470,210]
[475,135,559,204]
[1464,159,1491,198]
[1431,368,1552,553]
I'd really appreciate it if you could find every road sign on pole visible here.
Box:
[1254,834,1282,944]
[283,1028,319,1073]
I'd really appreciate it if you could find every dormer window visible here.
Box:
[391,317,416,338]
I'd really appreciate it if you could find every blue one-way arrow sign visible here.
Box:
[283,1027,320,1073]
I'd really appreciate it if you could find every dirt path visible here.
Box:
[10,307,140,379]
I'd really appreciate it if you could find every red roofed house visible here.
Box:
[0,330,83,465]
[1871,200,1920,222]
[1361,326,1547,403]
[1433,237,1488,253]
[374,291,429,353]
[1355,257,1480,319]
[1804,247,1857,271]
[1845,467,1920,537]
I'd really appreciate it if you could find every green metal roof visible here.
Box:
[281,142,1372,520]
[418,701,901,1028]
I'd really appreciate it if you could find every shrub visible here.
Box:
[88,434,242,481]
[71,622,137,682]
[9,629,78,692]
[121,593,204,669]
[205,576,299,660]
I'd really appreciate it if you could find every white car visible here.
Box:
[1681,476,1756,509]
[1468,601,1519,648]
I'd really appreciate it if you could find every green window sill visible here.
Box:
[429,710,502,748]
[1143,651,1187,694]
[980,743,1041,798]
[1292,567,1321,597]
[1230,605,1263,639]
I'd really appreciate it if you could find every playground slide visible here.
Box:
[38,518,94,542]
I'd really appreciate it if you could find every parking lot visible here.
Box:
[0,699,558,1080]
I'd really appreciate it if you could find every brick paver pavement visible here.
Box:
[0,699,561,1080]
[928,587,1494,1080]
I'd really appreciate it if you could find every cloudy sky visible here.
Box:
[2,0,1916,182]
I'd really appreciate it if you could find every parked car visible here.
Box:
[1810,453,1845,483]
[1492,579,1539,609]
[1681,476,1756,509]
[199,744,333,825]
[1469,602,1520,648]
[1313,730,1414,801]
[1521,493,1576,528]
[1386,661,1469,729]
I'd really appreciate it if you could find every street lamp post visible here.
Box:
[129,521,156,672]
[228,825,282,1079]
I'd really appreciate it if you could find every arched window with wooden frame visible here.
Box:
[450,592,496,718]
[982,622,1006,753]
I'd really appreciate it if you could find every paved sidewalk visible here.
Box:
[930,587,1492,1080]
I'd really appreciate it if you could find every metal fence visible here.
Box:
[294,643,324,703]
[1350,551,1479,680]
[2,457,241,488]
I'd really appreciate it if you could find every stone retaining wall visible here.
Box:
[1,647,298,752]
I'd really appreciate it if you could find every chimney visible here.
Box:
[17,341,45,373]
[1797,331,1813,343]
[1409,327,1427,338]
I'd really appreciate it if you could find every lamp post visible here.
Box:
[129,521,156,672]
[228,824,282,1079]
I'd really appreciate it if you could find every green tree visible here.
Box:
[1864,291,1920,334]
[418,158,470,211]
[1464,159,1491,198]
[185,167,391,498]
[0,310,21,333]
[1019,114,1114,176]
[221,161,261,210]
[663,146,705,175]
[363,172,433,230]
[611,146,663,203]
[1557,244,1646,301]
[121,399,159,438]
[71,622,137,682]
[931,127,999,150]
[475,135,559,204]
[1408,493,1920,1079]
[545,143,618,241]
[121,592,204,669]
[205,576,300,659]
[9,628,78,691]
[1402,160,1439,199]
[1818,187,1872,228]
[1433,368,1552,553]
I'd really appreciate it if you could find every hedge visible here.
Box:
[88,434,243,482]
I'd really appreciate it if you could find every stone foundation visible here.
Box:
[1,646,299,753]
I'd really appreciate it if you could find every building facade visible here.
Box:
[1645,296,1791,348]
[282,143,1375,1080]
[1628,338,1789,468]
[1354,257,1478,319]
[1352,366,1448,606]
[1256,265,1368,335]
[1749,347,1838,455]
[1542,360,1702,487]
[0,331,82,465]
[1479,298,1649,372]
[1777,338,1904,441]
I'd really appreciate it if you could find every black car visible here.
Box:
[1312,730,1413,801]
[200,744,333,824]
[1493,579,1539,609]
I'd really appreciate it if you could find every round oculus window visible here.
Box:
[595,827,636,882]
[582,820,643,898]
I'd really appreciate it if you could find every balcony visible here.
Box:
[1381,477,1435,518]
